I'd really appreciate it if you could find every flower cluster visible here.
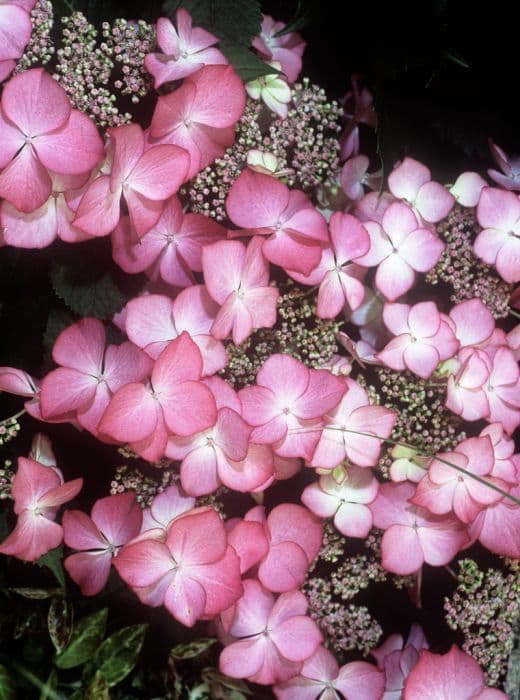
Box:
[0,5,518,698]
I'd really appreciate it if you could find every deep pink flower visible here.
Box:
[63,492,142,595]
[1,171,91,248]
[74,123,189,238]
[411,436,508,523]
[371,624,428,700]
[0,68,104,212]
[274,645,385,700]
[123,286,227,374]
[0,1,35,82]
[468,482,520,558]
[111,196,226,287]
[474,187,520,283]
[226,503,322,592]
[40,317,152,437]
[239,354,347,460]
[355,201,445,301]
[403,645,508,699]
[487,139,520,191]
[252,14,306,84]
[166,375,272,496]
[114,506,242,626]
[150,65,246,179]
[288,213,370,319]
[377,302,458,379]
[370,482,468,575]
[202,236,279,344]
[310,377,396,469]
[219,579,323,685]
[226,168,329,275]
[145,10,227,88]
[387,157,455,224]
[99,331,217,462]
[302,466,379,538]
[0,456,82,562]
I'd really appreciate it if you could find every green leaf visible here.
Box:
[10,587,60,600]
[38,669,58,700]
[163,0,262,46]
[36,547,66,588]
[42,308,77,353]
[219,40,277,82]
[83,671,109,700]
[51,240,144,320]
[0,665,15,700]
[273,0,312,36]
[170,638,216,660]
[93,624,148,687]
[55,609,108,670]
[48,596,74,654]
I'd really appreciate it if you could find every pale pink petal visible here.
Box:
[73,175,121,237]
[388,158,430,202]
[375,254,415,301]
[415,181,454,223]
[0,144,52,212]
[381,526,423,574]
[226,168,289,228]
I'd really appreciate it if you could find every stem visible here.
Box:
[0,408,26,426]
[11,663,63,700]
[510,308,520,319]
[289,425,520,507]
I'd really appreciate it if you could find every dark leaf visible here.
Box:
[42,308,77,354]
[219,40,277,81]
[36,547,66,588]
[50,240,144,321]
[38,669,59,700]
[163,0,262,46]
[55,608,108,670]
[93,624,148,687]
[10,587,60,600]
[170,638,216,660]
[0,665,15,700]
[48,596,74,654]
[83,671,110,700]
[273,0,312,36]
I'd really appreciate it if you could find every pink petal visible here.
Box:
[11,457,61,511]
[0,144,51,212]
[398,227,445,272]
[91,492,142,546]
[0,510,63,562]
[164,575,206,626]
[403,343,440,379]
[99,383,158,443]
[129,144,189,200]
[180,445,220,496]
[403,646,485,700]
[415,181,454,223]
[114,539,174,588]
[477,187,520,230]
[39,367,97,418]
[334,502,373,537]
[189,65,246,128]
[52,317,105,373]
[2,68,70,136]
[73,175,121,237]
[381,525,423,574]
[227,168,289,228]
[388,158,430,202]
[167,508,226,565]
[152,331,202,389]
[34,109,104,175]
[375,254,415,301]
[271,615,323,662]
[64,551,112,596]
[63,510,105,550]
[258,541,310,592]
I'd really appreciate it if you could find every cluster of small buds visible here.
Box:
[14,0,54,73]
[109,464,177,507]
[426,205,513,318]
[444,559,520,686]
[101,19,155,104]
[304,574,382,656]
[310,521,347,567]
[331,554,387,601]
[221,282,339,388]
[186,81,342,219]
[375,368,466,477]
[54,12,131,127]
[195,487,228,519]
[273,77,343,191]
[0,415,21,447]
[0,460,14,500]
